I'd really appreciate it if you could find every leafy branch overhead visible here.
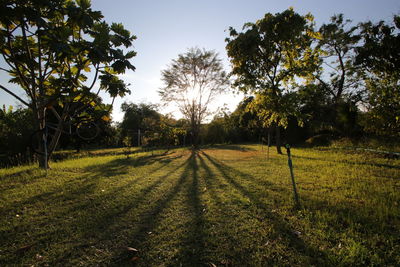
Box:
[0,0,137,167]
[0,0,136,110]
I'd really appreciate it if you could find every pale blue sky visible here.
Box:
[1,0,399,121]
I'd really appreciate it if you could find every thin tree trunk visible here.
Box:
[275,125,282,154]
[46,106,71,166]
[267,127,271,159]
[192,125,200,148]
[32,105,47,168]
[37,133,47,168]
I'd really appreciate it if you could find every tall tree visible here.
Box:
[0,0,136,167]
[226,8,318,153]
[355,15,400,137]
[311,14,362,136]
[159,48,229,146]
[315,14,361,104]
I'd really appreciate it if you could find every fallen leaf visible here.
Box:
[126,247,139,252]
[208,263,217,267]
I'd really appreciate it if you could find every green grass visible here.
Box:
[0,145,399,266]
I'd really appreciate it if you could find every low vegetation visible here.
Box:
[1,144,399,266]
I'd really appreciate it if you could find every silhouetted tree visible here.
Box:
[159,48,229,147]
[315,14,361,104]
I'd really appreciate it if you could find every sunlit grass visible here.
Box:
[0,144,399,266]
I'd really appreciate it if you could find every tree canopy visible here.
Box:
[226,8,318,153]
[159,47,229,146]
[0,0,136,167]
[355,16,400,137]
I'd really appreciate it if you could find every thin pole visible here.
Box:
[267,129,270,160]
[286,144,300,207]
[138,128,141,147]
[44,126,48,173]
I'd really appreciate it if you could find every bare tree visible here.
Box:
[159,48,229,146]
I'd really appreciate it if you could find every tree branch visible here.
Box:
[0,84,30,107]
[88,63,100,91]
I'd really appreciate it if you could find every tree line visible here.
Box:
[0,1,399,167]
[225,9,399,153]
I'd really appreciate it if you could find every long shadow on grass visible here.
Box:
[82,151,181,178]
[111,151,198,265]
[200,151,330,265]
[77,154,186,236]
[203,144,256,152]
[44,153,187,263]
[0,152,185,265]
[292,154,400,171]
[0,152,172,218]
[174,149,206,265]
[0,169,46,194]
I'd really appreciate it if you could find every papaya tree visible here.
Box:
[0,0,136,167]
[226,8,318,153]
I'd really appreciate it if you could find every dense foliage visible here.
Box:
[1,5,399,167]
[119,102,187,148]
[0,106,34,167]
[0,0,136,167]
[225,8,318,153]
[225,10,399,146]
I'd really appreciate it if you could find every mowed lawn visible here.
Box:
[0,145,399,266]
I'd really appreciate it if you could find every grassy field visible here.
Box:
[0,144,399,266]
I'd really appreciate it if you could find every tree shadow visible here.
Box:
[103,149,210,266]
[203,144,256,152]
[199,151,330,265]
[4,148,351,266]
[50,156,190,265]
[111,151,197,265]
[0,168,45,190]
[292,154,400,171]
[1,153,171,217]
[1,151,187,265]
[82,151,183,178]
[173,149,206,265]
